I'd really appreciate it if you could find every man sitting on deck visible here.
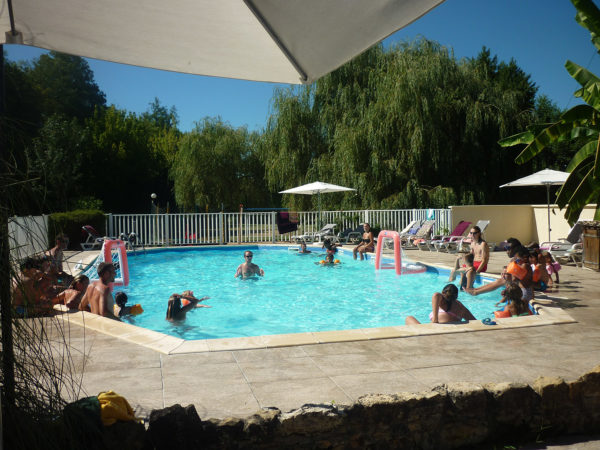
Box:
[79,262,120,320]
[46,234,74,286]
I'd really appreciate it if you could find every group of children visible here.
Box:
[297,238,342,265]
[445,236,563,323]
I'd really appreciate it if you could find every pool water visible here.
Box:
[116,246,498,340]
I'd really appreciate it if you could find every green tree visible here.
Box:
[28,51,106,120]
[172,118,269,211]
[499,0,600,224]
[85,106,172,212]
[26,115,90,212]
[261,40,543,211]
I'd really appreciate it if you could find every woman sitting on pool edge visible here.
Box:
[353,223,374,260]
[405,284,476,324]
[166,290,211,321]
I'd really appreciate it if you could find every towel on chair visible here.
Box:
[276,211,299,234]
[98,390,138,425]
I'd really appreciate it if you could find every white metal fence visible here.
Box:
[106,209,452,246]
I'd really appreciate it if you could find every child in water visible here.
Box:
[298,241,311,254]
[318,253,340,265]
[166,290,210,321]
[113,292,144,317]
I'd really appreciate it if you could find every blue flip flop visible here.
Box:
[482,318,496,326]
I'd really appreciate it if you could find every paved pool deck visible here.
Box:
[50,246,600,422]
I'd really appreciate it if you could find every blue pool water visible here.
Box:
[115,246,498,340]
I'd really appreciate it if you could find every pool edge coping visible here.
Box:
[58,244,577,354]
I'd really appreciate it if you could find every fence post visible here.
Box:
[271,211,276,243]
[364,210,369,225]
[219,212,224,245]
[107,213,113,237]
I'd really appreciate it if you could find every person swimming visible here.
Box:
[114,292,144,317]
[166,290,210,321]
[298,241,311,254]
[317,253,340,265]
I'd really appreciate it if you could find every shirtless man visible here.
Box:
[79,262,120,320]
[235,251,264,279]
[46,234,74,286]
[453,225,489,275]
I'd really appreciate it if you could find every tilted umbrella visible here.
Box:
[279,181,356,227]
[500,168,570,241]
[0,0,446,406]
[1,0,444,85]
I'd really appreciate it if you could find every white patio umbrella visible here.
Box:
[1,0,446,405]
[279,181,356,227]
[1,0,445,85]
[500,168,570,241]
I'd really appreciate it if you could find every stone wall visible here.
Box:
[110,365,600,449]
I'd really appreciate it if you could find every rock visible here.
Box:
[103,420,148,450]
[147,404,203,450]
[279,404,344,435]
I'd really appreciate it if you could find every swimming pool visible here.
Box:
[113,246,499,340]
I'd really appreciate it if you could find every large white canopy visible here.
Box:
[279,181,355,195]
[1,0,445,84]
[499,169,569,188]
[500,168,570,241]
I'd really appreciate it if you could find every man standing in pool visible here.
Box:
[235,251,265,279]
[79,262,120,320]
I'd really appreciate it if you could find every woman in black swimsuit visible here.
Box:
[353,223,374,260]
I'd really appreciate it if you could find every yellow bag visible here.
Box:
[97,390,138,426]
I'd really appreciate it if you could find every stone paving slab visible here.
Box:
[44,247,600,423]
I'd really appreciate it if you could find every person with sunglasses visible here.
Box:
[467,226,489,273]
[235,251,265,279]
[452,225,489,280]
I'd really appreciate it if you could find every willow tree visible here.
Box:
[172,118,270,211]
[261,39,542,211]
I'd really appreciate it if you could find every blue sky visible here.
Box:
[5,0,599,132]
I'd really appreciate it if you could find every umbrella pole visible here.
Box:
[546,184,551,241]
[318,191,322,229]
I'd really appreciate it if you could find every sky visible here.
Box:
[4,0,600,132]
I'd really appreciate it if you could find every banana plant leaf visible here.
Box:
[567,140,598,171]
[574,0,600,52]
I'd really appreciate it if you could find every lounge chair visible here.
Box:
[337,225,364,244]
[380,219,421,249]
[540,223,583,265]
[80,225,105,250]
[424,220,472,252]
[402,220,435,249]
[452,220,491,253]
[297,223,338,243]
[398,220,423,241]
[540,223,583,253]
